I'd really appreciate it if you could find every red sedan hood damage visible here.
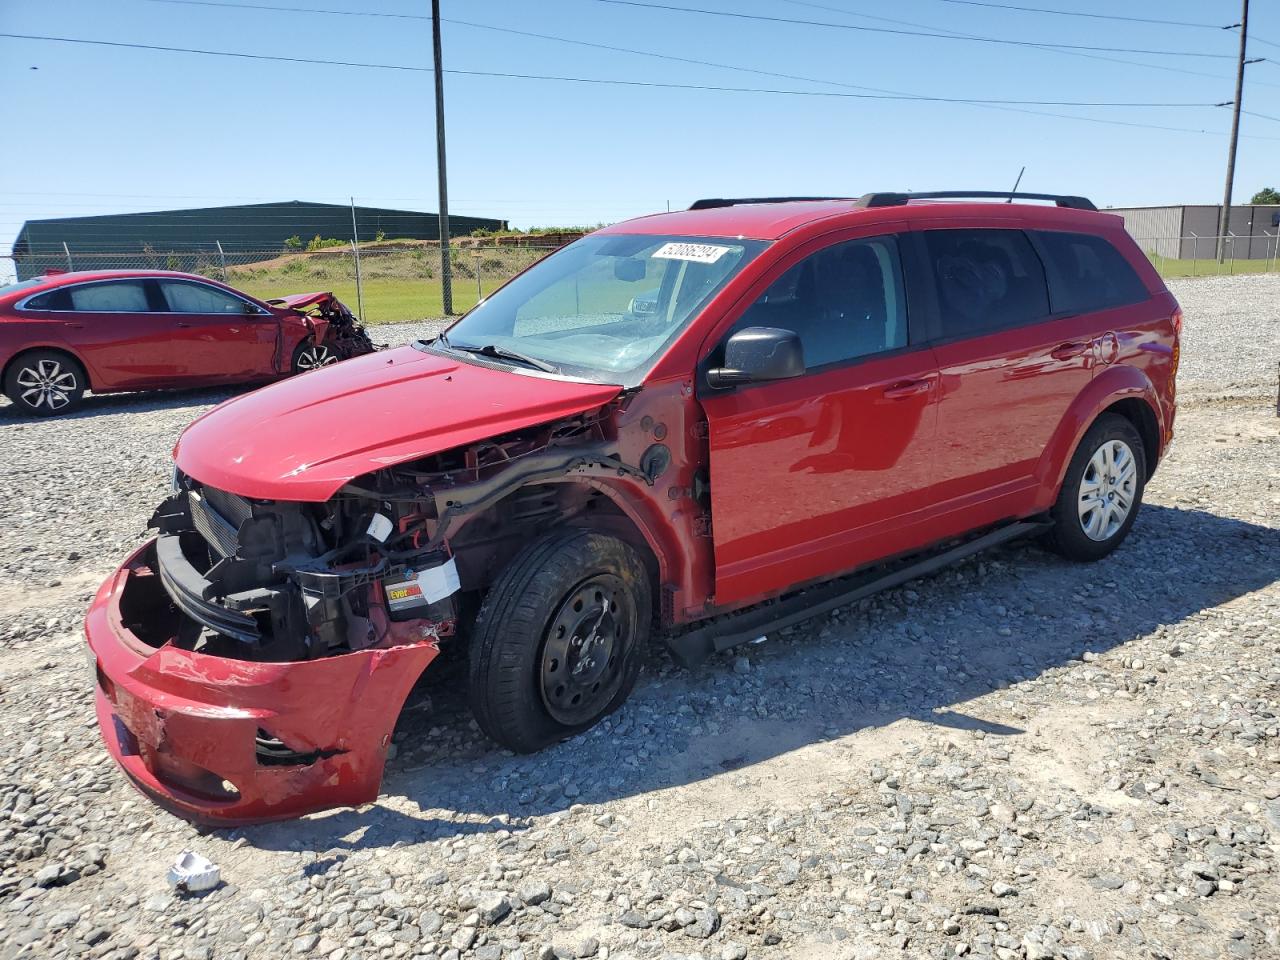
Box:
[174,346,623,501]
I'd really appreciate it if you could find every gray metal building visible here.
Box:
[1104,204,1280,260]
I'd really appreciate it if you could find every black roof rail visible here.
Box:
[688,196,849,210]
[855,191,1097,211]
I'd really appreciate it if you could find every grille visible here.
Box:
[189,490,244,558]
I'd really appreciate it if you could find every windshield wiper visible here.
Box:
[447,342,557,373]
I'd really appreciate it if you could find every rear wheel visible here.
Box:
[291,338,338,373]
[1046,413,1145,562]
[4,350,86,416]
[468,530,651,753]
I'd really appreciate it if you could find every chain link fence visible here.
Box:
[0,239,567,324]
[1133,233,1280,278]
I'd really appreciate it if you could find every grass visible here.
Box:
[232,277,484,324]
[1143,253,1277,279]
[224,244,550,324]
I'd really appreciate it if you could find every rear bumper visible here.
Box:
[85,540,439,826]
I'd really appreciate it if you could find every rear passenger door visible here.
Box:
[915,224,1096,521]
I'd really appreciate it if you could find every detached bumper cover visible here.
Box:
[86,541,439,825]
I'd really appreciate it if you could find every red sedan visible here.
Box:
[0,270,375,415]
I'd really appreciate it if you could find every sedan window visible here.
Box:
[160,281,253,314]
[67,281,152,313]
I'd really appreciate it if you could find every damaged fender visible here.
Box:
[87,543,438,825]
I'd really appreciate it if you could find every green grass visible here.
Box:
[233,277,484,325]
[1143,253,1277,279]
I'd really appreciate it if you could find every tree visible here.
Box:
[1249,187,1280,204]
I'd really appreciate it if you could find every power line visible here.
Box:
[0,33,1222,108]
[141,0,1280,89]
[577,0,1237,58]
[914,0,1229,29]
[778,0,1280,88]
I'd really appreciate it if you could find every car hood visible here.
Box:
[174,346,623,501]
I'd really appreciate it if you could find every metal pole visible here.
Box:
[1217,0,1252,262]
[432,0,454,315]
[1271,230,1279,273]
[1191,234,1199,277]
[1229,233,1236,274]
[349,198,366,321]
[62,241,73,271]
[215,240,228,281]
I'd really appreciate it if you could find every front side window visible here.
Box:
[1033,230,1148,315]
[434,234,766,384]
[160,280,252,314]
[731,235,908,368]
[924,229,1050,337]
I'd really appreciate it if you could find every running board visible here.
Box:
[666,520,1050,670]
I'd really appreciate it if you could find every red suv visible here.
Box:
[84,192,1180,823]
[0,270,374,414]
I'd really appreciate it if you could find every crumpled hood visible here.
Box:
[174,346,622,501]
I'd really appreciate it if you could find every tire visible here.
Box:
[468,529,651,753]
[1046,413,1146,562]
[291,338,338,374]
[4,350,87,416]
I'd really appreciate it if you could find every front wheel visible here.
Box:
[1046,413,1146,562]
[291,338,338,373]
[468,530,651,753]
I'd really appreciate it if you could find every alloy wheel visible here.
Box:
[15,359,77,411]
[1077,439,1138,542]
[296,344,336,371]
[540,575,632,726]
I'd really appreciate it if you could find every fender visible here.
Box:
[1033,364,1163,510]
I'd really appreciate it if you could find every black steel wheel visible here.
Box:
[469,529,651,753]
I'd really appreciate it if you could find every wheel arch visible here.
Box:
[2,344,94,392]
[1036,365,1163,506]
[446,477,671,625]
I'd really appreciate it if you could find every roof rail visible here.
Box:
[855,191,1097,211]
[688,196,848,210]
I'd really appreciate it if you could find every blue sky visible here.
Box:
[2,0,1278,264]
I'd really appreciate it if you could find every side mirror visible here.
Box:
[244,301,262,316]
[613,258,646,282]
[707,326,804,389]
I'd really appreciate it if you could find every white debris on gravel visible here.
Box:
[0,276,1276,960]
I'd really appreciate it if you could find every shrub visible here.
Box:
[284,235,303,250]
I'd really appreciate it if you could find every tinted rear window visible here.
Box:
[1034,230,1148,315]
[923,229,1050,337]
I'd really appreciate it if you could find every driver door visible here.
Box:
[699,230,941,606]
[154,279,279,381]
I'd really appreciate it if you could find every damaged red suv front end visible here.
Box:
[85,344,630,824]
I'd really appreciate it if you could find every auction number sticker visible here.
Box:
[652,242,732,264]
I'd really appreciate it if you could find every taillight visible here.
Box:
[1171,307,1183,336]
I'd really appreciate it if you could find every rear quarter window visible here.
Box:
[1034,230,1149,315]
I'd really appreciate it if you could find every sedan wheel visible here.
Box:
[4,352,86,416]
[293,342,337,372]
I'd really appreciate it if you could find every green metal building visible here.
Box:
[12,200,507,279]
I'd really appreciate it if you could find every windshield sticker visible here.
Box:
[652,242,732,264]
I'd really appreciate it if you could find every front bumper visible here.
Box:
[85,540,439,825]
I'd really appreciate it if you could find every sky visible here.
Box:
[1,0,1278,271]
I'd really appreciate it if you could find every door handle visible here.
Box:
[882,378,934,399]
[1050,341,1091,360]
[175,322,192,328]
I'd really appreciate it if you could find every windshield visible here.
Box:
[432,234,766,383]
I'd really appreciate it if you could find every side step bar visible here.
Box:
[666,520,1050,669]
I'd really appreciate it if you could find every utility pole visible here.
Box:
[1218,0,1257,262]
[432,0,454,315]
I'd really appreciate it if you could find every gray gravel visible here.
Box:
[1,276,1277,960]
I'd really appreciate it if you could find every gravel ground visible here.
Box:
[0,276,1276,960]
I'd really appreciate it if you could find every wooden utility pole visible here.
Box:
[1218,0,1253,262]
[432,0,454,314]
